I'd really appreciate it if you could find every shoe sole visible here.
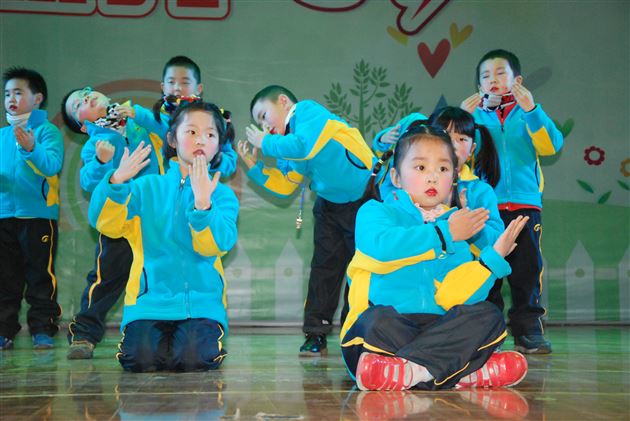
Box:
[33,344,54,350]
[67,349,94,360]
[299,348,328,357]
[514,345,552,355]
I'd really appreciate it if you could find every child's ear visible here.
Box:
[389,167,402,188]
[196,83,204,96]
[166,131,177,149]
[514,75,523,85]
[33,93,43,108]
[160,82,165,94]
[278,94,293,110]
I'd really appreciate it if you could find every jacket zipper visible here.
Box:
[175,175,191,318]
[500,119,513,207]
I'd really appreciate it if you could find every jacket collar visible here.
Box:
[24,109,47,128]
[385,188,455,223]
[459,164,478,181]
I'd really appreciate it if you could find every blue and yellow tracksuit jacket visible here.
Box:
[340,189,512,340]
[0,110,64,220]
[80,118,162,193]
[247,100,376,203]
[87,162,239,332]
[133,104,237,177]
[472,105,563,208]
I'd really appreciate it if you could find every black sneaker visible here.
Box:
[299,334,327,356]
[67,340,95,359]
[514,334,552,354]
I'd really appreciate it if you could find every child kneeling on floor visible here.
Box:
[88,102,238,372]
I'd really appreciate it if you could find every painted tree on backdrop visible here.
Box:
[324,60,422,141]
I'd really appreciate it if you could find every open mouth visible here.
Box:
[193,150,205,157]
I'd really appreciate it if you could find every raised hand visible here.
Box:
[461,93,481,113]
[237,139,259,169]
[109,141,152,184]
[13,126,35,152]
[493,215,529,257]
[448,207,489,242]
[512,82,535,112]
[245,124,267,149]
[189,154,220,210]
[114,104,135,119]
[96,140,116,164]
[380,124,401,144]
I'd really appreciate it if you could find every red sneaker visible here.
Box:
[456,351,528,388]
[356,352,414,391]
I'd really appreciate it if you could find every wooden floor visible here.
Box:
[1,326,628,420]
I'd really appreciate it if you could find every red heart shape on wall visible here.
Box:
[417,39,451,78]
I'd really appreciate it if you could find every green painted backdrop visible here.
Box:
[0,0,628,324]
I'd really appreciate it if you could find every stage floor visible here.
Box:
[1,326,628,420]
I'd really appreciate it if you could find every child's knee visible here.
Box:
[475,301,507,331]
[118,323,167,372]
[118,348,160,373]
[173,346,226,372]
[363,306,399,336]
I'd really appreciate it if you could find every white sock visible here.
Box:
[405,359,434,387]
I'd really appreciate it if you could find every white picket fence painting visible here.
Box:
[224,241,630,322]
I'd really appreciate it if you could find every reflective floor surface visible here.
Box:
[1,326,628,420]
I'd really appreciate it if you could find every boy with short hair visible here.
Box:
[239,85,378,355]
[0,67,64,350]
[461,49,564,354]
[61,86,161,359]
